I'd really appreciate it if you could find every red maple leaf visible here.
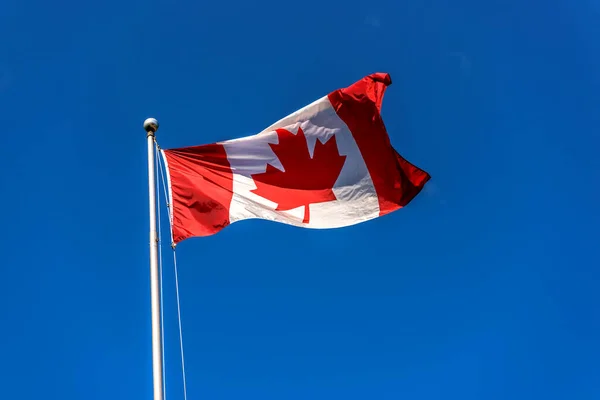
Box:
[250,127,346,223]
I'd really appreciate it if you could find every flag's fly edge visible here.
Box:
[327,73,431,216]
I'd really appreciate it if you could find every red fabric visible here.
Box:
[163,144,233,243]
[327,73,430,215]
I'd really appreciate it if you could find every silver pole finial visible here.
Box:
[144,118,159,135]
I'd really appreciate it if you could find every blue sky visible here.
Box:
[1,0,599,399]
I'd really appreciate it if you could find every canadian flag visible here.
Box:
[161,73,430,243]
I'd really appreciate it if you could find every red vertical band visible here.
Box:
[327,73,430,215]
[163,144,234,243]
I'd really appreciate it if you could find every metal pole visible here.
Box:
[144,117,164,400]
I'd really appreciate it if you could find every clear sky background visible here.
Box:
[1,0,599,399]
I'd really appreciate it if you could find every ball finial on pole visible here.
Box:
[144,118,159,135]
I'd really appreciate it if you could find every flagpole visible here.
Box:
[144,117,165,400]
